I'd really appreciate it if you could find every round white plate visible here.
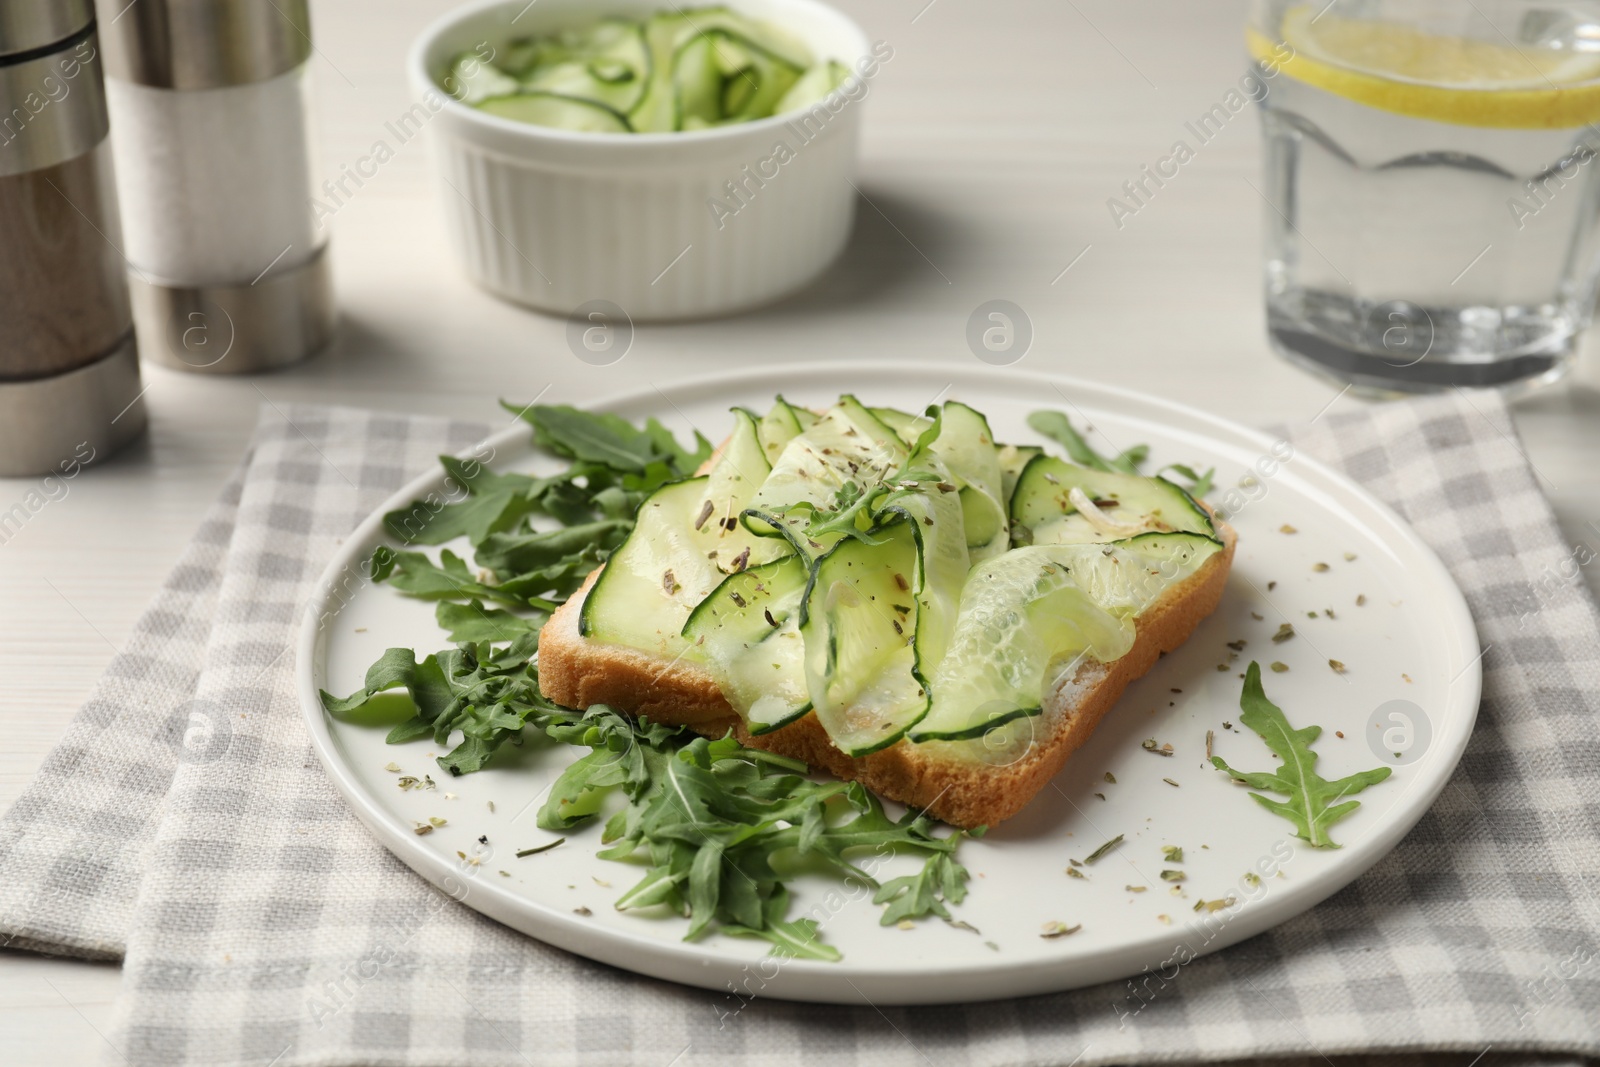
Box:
[297,363,1480,1005]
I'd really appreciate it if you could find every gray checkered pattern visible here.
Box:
[0,393,1595,1067]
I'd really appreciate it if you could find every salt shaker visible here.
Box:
[0,0,146,477]
[99,0,334,373]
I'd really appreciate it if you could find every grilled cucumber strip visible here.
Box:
[682,555,810,733]
[1010,454,1214,546]
[910,532,1222,745]
[580,477,721,656]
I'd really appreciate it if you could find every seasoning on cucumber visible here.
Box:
[440,7,852,133]
[580,396,1225,758]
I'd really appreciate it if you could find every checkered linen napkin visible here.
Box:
[0,392,1596,1067]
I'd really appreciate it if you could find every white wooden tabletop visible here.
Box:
[3,0,1598,1060]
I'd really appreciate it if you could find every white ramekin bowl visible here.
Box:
[408,0,872,321]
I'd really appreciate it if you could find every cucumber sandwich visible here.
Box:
[538,396,1236,828]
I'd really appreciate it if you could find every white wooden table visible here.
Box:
[3,0,1598,1060]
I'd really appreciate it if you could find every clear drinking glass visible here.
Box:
[1249,0,1600,394]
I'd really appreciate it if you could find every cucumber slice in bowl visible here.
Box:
[776,60,850,113]
[1010,454,1213,545]
[523,60,644,115]
[681,555,811,733]
[477,92,633,133]
[444,52,520,104]
[672,35,724,127]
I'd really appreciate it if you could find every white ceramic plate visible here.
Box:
[296,363,1480,1005]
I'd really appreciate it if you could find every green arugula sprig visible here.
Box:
[768,478,894,547]
[323,402,980,958]
[1027,409,1215,498]
[534,706,975,958]
[320,635,570,775]
[320,670,978,957]
[325,403,715,775]
[1210,663,1392,849]
[765,406,953,548]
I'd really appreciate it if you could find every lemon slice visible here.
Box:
[1249,4,1600,128]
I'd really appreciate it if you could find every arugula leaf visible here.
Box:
[382,457,546,547]
[374,548,562,612]
[322,638,576,774]
[874,849,972,925]
[504,402,711,474]
[723,886,838,961]
[320,647,453,721]
[765,406,947,549]
[435,600,540,643]
[372,404,711,649]
[524,705,974,957]
[473,520,629,581]
[1027,410,1142,474]
[340,402,981,959]
[1028,410,1217,499]
[1161,462,1216,498]
[1210,662,1392,849]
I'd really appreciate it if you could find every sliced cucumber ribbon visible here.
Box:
[910,534,1221,745]
[583,396,1222,760]
[442,7,852,134]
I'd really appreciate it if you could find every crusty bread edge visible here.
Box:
[537,526,1236,830]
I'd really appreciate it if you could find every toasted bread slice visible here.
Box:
[537,516,1236,829]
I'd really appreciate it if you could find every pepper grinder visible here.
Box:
[98,0,335,373]
[0,0,146,476]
